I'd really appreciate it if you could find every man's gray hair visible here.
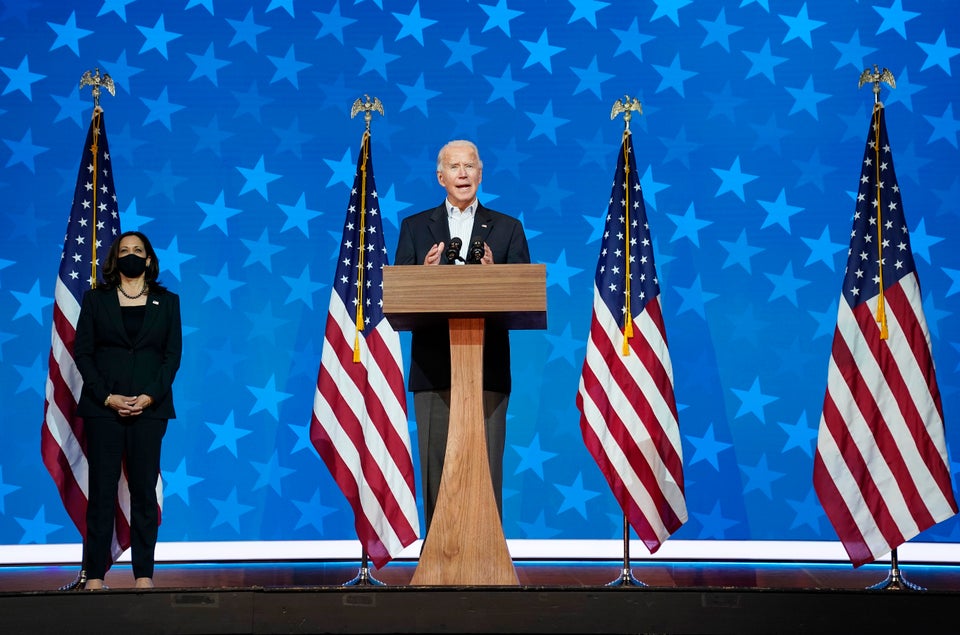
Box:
[436,139,483,172]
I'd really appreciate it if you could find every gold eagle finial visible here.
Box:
[350,94,384,131]
[858,65,896,104]
[79,68,115,110]
[610,95,642,131]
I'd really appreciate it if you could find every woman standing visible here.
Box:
[74,231,182,590]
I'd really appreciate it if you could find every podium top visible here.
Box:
[382,264,547,331]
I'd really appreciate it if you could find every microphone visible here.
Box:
[445,237,463,264]
[467,236,484,264]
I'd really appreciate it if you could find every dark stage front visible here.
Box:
[0,560,957,634]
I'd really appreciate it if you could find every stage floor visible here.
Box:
[0,560,957,634]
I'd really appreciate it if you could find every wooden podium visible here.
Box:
[382,264,546,586]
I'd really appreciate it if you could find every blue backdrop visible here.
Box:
[1,0,958,553]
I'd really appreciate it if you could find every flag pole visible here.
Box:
[342,548,386,587]
[78,68,116,290]
[867,548,924,591]
[610,95,642,353]
[856,65,897,339]
[853,65,923,593]
[604,95,647,589]
[57,67,117,592]
[606,514,645,587]
[338,93,387,588]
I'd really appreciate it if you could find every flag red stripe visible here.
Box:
[814,105,957,567]
[818,289,956,563]
[320,315,415,493]
[43,112,137,569]
[317,343,409,520]
[309,132,419,568]
[608,303,683,482]
[845,302,935,531]
[578,301,686,549]
[578,360,676,533]
[626,302,684,483]
[49,303,83,433]
[817,382,904,558]
[881,285,955,504]
[576,132,686,553]
[310,403,415,566]
[587,310,684,495]
[365,326,409,420]
[313,345,418,566]
[577,360,680,551]
[40,415,87,534]
[45,304,88,533]
[812,451,874,566]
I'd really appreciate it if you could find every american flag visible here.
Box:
[576,131,687,553]
[814,104,958,567]
[310,130,419,569]
[41,108,133,564]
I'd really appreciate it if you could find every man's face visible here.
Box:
[437,144,482,209]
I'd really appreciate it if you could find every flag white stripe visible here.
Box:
[577,132,686,553]
[54,277,81,329]
[833,280,955,521]
[822,284,956,562]
[578,376,678,544]
[597,296,678,440]
[581,298,686,531]
[50,324,82,404]
[884,277,952,472]
[313,299,414,556]
[43,379,89,494]
[579,395,670,544]
[310,132,418,569]
[325,297,416,512]
[312,394,406,556]
[815,103,956,567]
[819,367,893,557]
[831,304,921,537]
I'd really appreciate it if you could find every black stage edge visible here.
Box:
[1,585,956,634]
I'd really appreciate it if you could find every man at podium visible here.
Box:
[394,139,531,533]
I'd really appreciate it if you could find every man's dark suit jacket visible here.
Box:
[394,202,530,394]
[74,285,182,419]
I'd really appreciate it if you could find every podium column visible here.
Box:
[409,318,519,585]
[382,264,546,586]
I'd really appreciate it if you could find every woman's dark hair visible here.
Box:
[101,231,166,291]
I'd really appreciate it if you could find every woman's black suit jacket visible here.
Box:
[74,285,182,420]
[394,203,530,394]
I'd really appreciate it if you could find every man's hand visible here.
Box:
[423,242,444,265]
[480,243,493,265]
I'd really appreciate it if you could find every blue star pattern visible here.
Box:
[0,1,958,554]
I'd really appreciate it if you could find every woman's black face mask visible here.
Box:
[117,254,147,278]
